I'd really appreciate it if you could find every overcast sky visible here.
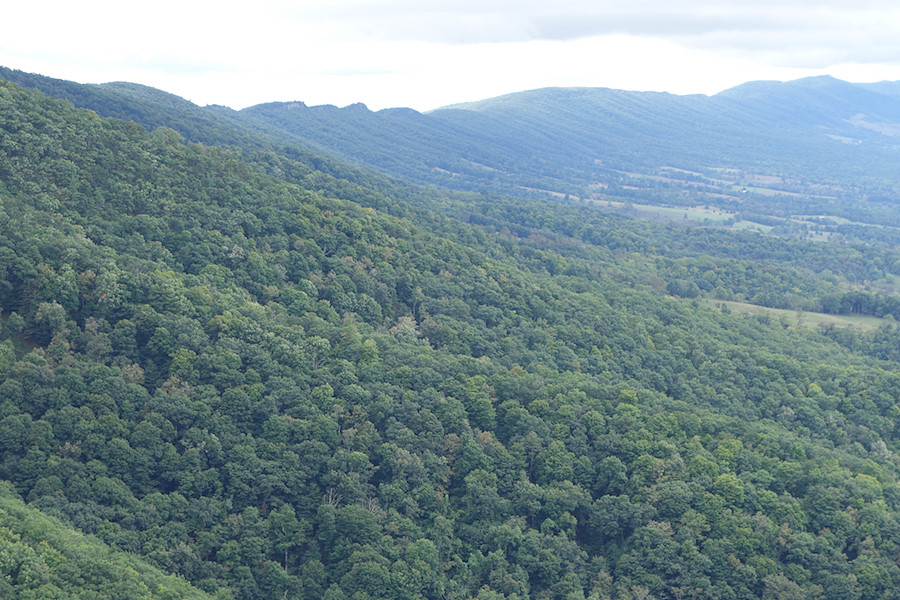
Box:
[4,1,900,111]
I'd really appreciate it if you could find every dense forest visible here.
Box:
[4,73,900,600]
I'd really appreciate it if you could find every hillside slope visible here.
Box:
[7,66,899,220]
[238,76,900,197]
[5,75,900,600]
[0,483,212,600]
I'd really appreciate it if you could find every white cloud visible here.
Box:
[1,0,899,110]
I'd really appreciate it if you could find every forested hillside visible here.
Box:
[0,482,212,599]
[4,75,900,600]
[6,66,900,234]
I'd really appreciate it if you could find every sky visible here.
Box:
[4,1,900,112]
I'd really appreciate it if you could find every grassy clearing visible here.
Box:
[594,200,734,223]
[733,221,774,232]
[791,214,900,230]
[640,205,733,222]
[702,299,888,330]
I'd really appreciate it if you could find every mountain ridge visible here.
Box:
[4,65,900,231]
[234,74,900,200]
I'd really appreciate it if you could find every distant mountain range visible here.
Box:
[3,67,899,202]
[233,76,900,195]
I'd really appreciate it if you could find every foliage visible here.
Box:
[0,481,213,599]
[3,75,900,600]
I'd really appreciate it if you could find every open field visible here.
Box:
[593,200,735,222]
[732,221,774,232]
[702,299,889,330]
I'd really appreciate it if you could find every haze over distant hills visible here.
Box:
[4,66,899,200]
[235,75,900,194]
[4,66,899,236]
